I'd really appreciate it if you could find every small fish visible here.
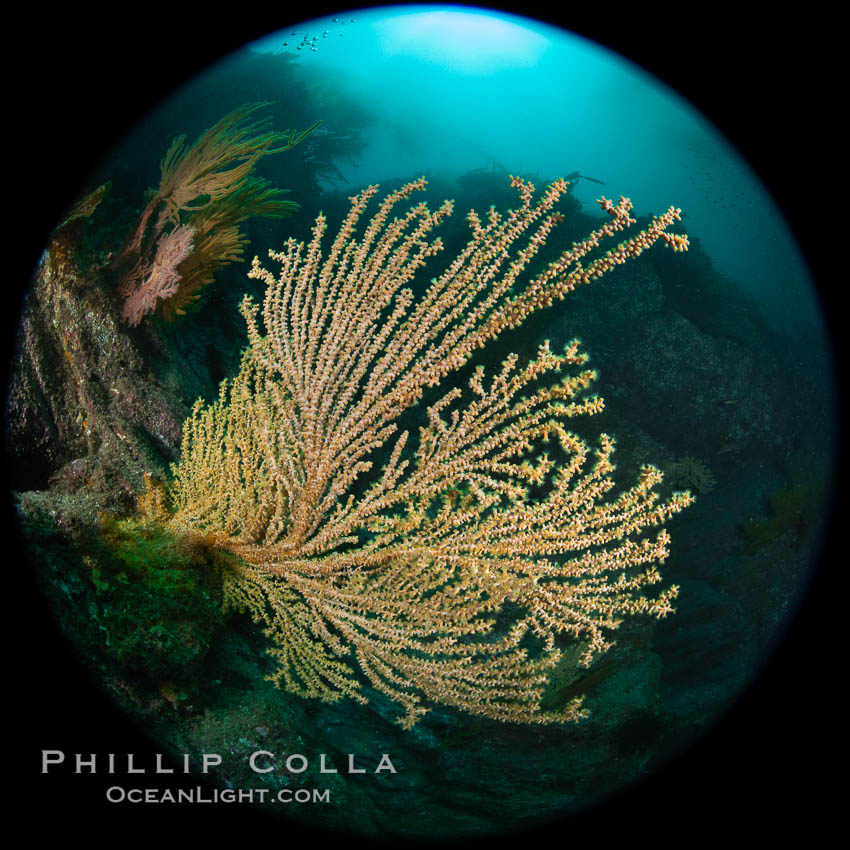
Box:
[564,171,606,186]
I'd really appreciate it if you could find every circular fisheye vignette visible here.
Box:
[16,4,837,839]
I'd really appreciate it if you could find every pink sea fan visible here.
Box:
[121,224,196,326]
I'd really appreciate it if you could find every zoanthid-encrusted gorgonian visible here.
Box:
[166,175,693,728]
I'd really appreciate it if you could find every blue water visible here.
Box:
[243,4,819,331]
